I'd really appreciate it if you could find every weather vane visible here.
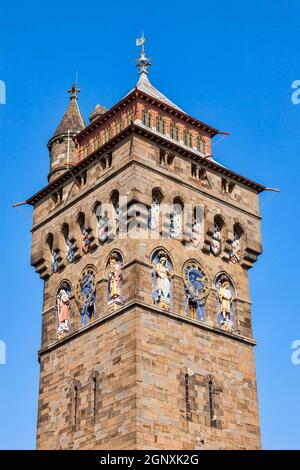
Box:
[135,32,151,75]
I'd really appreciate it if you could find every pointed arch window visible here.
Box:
[46,234,57,273]
[116,116,122,133]
[142,108,151,127]
[170,122,179,141]
[62,224,74,263]
[197,135,205,153]
[184,129,193,147]
[104,127,111,143]
[185,374,191,419]
[156,115,165,134]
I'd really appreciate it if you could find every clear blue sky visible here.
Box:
[0,0,299,450]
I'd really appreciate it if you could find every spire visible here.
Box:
[51,83,85,139]
[135,32,151,77]
[133,34,183,112]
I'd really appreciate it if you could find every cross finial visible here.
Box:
[135,32,151,76]
[68,83,80,100]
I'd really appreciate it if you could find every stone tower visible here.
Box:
[27,45,265,450]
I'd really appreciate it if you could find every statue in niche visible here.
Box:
[66,239,75,263]
[56,288,70,338]
[153,251,172,310]
[107,253,122,312]
[148,195,160,230]
[211,223,221,256]
[81,228,91,254]
[51,250,58,273]
[230,232,241,263]
[217,276,234,332]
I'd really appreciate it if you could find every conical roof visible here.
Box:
[52,84,85,139]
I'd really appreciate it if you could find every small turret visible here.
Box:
[47,84,85,182]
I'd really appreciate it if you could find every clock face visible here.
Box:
[75,266,97,306]
[183,262,210,301]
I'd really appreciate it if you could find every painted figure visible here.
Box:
[82,228,91,254]
[56,289,70,338]
[190,217,202,248]
[51,250,58,273]
[108,253,122,310]
[230,232,241,263]
[218,279,233,321]
[211,223,221,256]
[149,195,160,230]
[66,239,75,263]
[154,251,171,309]
[170,206,181,238]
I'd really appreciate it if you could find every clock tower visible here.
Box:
[27,42,265,450]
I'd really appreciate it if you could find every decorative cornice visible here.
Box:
[38,299,256,360]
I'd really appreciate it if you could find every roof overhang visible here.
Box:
[26,123,265,206]
[75,89,224,141]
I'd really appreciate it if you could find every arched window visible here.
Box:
[107,252,123,313]
[75,265,97,325]
[215,273,235,332]
[211,215,224,257]
[189,205,203,248]
[110,190,124,234]
[208,378,216,425]
[46,233,57,273]
[73,385,79,429]
[230,223,243,264]
[77,213,91,254]
[151,249,173,310]
[197,135,205,153]
[170,197,184,239]
[125,109,134,126]
[142,108,151,127]
[183,260,210,321]
[116,116,122,133]
[156,115,165,134]
[62,224,74,263]
[185,374,191,419]
[104,127,111,143]
[56,281,71,338]
[170,122,179,141]
[148,189,163,231]
[184,129,193,147]
[94,202,108,243]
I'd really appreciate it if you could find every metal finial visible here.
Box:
[68,83,80,100]
[135,32,151,75]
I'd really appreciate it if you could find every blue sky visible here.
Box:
[0,0,299,449]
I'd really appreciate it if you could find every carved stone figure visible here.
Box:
[108,253,122,311]
[56,289,70,338]
[153,251,171,309]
